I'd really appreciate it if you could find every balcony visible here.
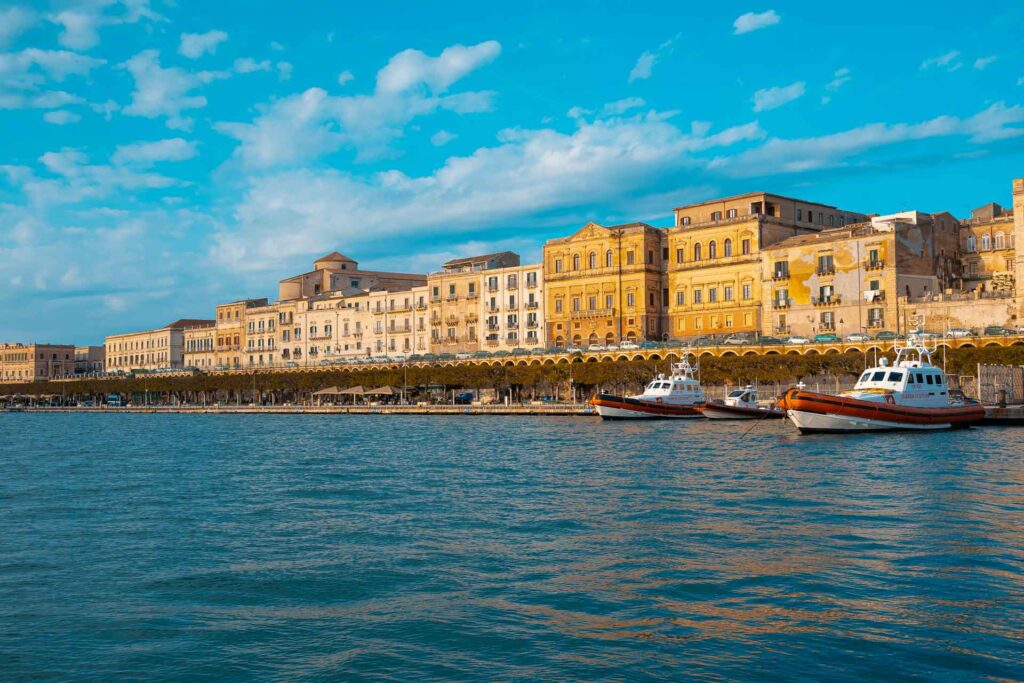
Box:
[466,313,478,322]
[309,333,332,340]
[415,302,428,310]
[526,320,538,329]
[811,295,842,306]
[570,307,614,319]
[526,301,539,309]
[506,282,518,291]
[487,324,500,332]
[487,285,499,293]
[445,316,459,325]
[430,318,441,326]
[867,319,885,329]
[771,271,789,281]
[816,268,836,276]
[466,291,479,299]
[819,324,836,332]
[485,338,499,347]
[445,295,458,302]
[772,299,792,309]
[863,259,886,271]
[525,279,538,289]
[430,296,441,303]
[487,306,500,314]
[525,336,539,345]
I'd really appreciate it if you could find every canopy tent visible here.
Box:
[337,386,366,395]
[365,386,400,396]
[312,386,344,396]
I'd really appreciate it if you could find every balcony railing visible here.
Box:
[867,319,885,329]
[525,336,539,345]
[526,321,538,329]
[816,268,836,276]
[772,299,792,309]
[570,307,614,319]
[415,302,428,310]
[485,338,499,346]
[863,259,886,271]
[819,324,836,332]
[506,282,518,290]
[487,307,500,314]
[526,301,539,309]
[525,280,538,288]
[771,271,789,281]
[487,324,500,331]
[811,295,842,306]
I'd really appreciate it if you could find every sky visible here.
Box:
[1,0,1023,344]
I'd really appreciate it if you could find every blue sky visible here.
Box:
[1,0,1022,344]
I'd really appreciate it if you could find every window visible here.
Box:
[797,209,802,221]
[588,252,596,269]
[555,299,563,314]
[649,291,655,307]
[724,286,733,301]
[711,211,722,221]
[694,243,702,261]
[887,371,903,383]
[605,294,613,309]
[626,250,635,265]
[817,254,834,275]
[829,215,834,226]
[648,249,654,263]
[723,238,732,257]
[741,238,750,255]
[708,241,717,259]
[995,232,1005,249]
[966,235,975,252]
[572,297,580,312]
[676,291,685,306]
[727,208,737,218]
[981,234,991,251]
[573,254,580,270]
[555,258,563,273]
[662,247,669,260]
[742,283,751,300]
[693,289,703,303]
[676,248,684,263]
[708,287,717,303]
[605,250,613,267]
[588,295,597,310]
[626,292,635,307]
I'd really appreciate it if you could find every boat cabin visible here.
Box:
[852,341,950,407]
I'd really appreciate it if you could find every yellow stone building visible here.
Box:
[761,211,961,338]
[667,192,867,340]
[1,343,76,383]
[214,300,265,369]
[183,323,216,370]
[106,319,213,372]
[428,252,519,354]
[960,196,1016,292]
[481,263,545,351]
[543,222,666,348]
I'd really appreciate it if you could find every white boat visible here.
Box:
[590,357,705,419]
[701,385,784,420]
[777,333,984,433]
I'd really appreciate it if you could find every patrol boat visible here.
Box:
[701,385,785,420]
[590,357,705,419]
[777,334,985,432]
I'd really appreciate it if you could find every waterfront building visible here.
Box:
[105,319,213,373]
[74,346,105,375]
[481,263,545,351]
[278,252,426,301]
[0,343,75,383]
[960,200,1016,291]
[1015,178,1024,320]
[761,211,960,339]
[214,299,266,370]
[666,193,867,340]
[183,322,216,370]
[428,252,519,354]
[243,301,283,368]
[543,223,666,348]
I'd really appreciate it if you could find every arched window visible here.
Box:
[573,254,580,270]
[966,234,976,252]
[605,250,613,267]
[588,252,596,269]
[981,234,991,251]
[708,240,717,259]
[694,243,702,261]
[724,238,733,257]
[994,232,1005,249]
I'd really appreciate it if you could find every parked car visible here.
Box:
[454,392,474,405]
[407,354,424,361]
[813,333,842,344]
[455,352,473,359]
[787,336,811,345]
[619,340,640,350]
[530,347,548,355]
[945,328,975,338]
[588,343,606,352]
[874,330,897,341]
[917,331,941,340]
[846,332,872,342]
[437,353,455,360]
[472,351,491,358]
[723,335,751,346]
[510,348,530,356]
[983,326,1014,337]
[564,345,583,353]
[606,343,620,351]
[491,350,510,358]
[758,336,785,345]
[639,340,661,349]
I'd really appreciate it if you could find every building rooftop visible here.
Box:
[764,224,884,250]
[672,191,842,212]
[442,251,520,268]
[315,251,357,263]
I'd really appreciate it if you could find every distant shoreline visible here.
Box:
[2,404,594,416]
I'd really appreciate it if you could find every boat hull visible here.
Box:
[777,388,985,433]
[590,393,704,420]
[701,402,785,420]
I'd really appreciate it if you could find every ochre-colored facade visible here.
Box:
[183,323,216,370]
[543,222,666,347]
[960,202,1015,290]
[1,343,75,383]
[667,193,867,339]
[106,319,213,372]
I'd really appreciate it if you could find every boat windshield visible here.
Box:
[728,390,746,398]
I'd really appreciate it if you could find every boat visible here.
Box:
[701,385,784,420]
[776,333,985,433]
[590,357,705,419]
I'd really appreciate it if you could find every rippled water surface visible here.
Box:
[1,414,1023,681]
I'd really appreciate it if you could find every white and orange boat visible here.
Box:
[590,357,705,419]
[701,385,785,420]
[777,334,985,433]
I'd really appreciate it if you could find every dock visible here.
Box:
[4,403,595,416]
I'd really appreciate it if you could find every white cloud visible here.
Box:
[921,50,962,72]
[91,99,118,119]
[601,96,646,116]
[179,30,228,59]
[430,130,456,146]
[112,138,198,166]
[49,0,163,51]
[0,90,82,109]
[121,49,231,130]
[42,110,80,125]
[216,40,503,167]
[211,111,764,271]
[974,55,997,70]
[0,6,37,48]
[338,70,354,85]
[234,57,271,74]
[270,41,284,52]
[733,10,780,35]
[627,34,680,83]
[276,61,292,81]
[752,81,805,112]
[713,102,1024,177]
[0,48,103,110]
[826,67,851,92]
